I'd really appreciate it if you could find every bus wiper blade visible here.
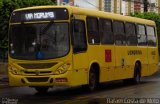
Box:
[40,21,54,35]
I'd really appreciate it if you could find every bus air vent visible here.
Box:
[18,63,57,69]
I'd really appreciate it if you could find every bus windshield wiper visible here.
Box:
[37,21,55,52]
[40,21,54,35]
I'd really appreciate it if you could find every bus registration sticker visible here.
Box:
[105,50,112,62]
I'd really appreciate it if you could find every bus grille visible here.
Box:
[27,77,49,82]
[24,71,52,75]
[18,63,57,69]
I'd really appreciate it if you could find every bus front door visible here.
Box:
[71,15,88,86]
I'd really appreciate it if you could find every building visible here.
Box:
[57,0,160,14]
[103,0,112,12]
[121,0,159,15]
[134,0,143,12]
[103,0,143,15]
[103,0,121,14]
[148,0,158,13]
[121,0,144,15]
[57,0,99,10]
[158,0,160,13]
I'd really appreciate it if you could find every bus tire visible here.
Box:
[133,63,141,84]
[82,67,98,91]
[35,87,49,93]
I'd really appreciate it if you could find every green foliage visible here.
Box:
[130,12,160,36]
[0,0,55,49]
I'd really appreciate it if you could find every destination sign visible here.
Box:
[25,12,55,20]
[10,8,69,23]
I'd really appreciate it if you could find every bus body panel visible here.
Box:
[114,46,126,80]
[98,45,116,82]
[8,6,159,88]
[148,47,159,75]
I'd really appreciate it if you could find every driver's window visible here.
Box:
[72,20,87,53]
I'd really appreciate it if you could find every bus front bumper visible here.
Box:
[8,71,73,87]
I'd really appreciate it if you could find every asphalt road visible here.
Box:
[0,71,160,104]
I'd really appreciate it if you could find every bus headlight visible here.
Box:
[8,64,22,75]
[54,63,70,75]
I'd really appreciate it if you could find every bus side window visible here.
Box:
[113,21,125,45]
[125,22,137,45]
[137,24,147,46]
[86,17,100,44]
[99,18,114,44]
[146,26,156,46]
[72,20,87,53]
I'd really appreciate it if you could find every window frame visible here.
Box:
[125,22,138,46]
[113,20,126,45]
[137,24,147,46]
[86,16,100,45]
[99,18,114,45]
[146,25,156,46]
[71,19,87,53]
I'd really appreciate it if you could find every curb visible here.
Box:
[0,83,9,89]
[0,76,8,82]
[0,76,9,89]
[0,80,9,89]
[0,63,8,74]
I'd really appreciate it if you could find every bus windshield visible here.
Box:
[9,22,69,60]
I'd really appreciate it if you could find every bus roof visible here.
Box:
[14,5,155,26]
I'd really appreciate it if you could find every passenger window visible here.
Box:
[113,21,125,45]
[99,18,114,44]
[72,20,87,53]
[146,26,156,46]
[125,22,137,45]
[137,25,147,45]
[87,17,100,44]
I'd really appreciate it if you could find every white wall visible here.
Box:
[74,0,98,10]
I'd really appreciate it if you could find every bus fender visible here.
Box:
[87,61,100,84]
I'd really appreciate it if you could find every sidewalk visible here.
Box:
[0,62,9,88]
[0,75,8,88]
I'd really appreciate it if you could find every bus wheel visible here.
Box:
[89,69,97,91]
[123,79,131,85]
[133,63,141,84]
[83,68,98,91]
[35,87,49,93]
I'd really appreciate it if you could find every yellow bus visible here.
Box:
[8,6,159,93]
